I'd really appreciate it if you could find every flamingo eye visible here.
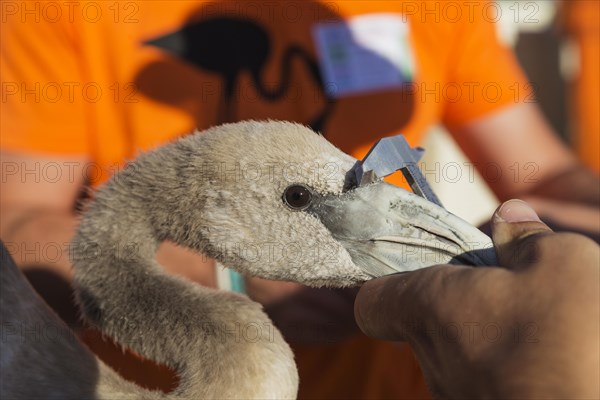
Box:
[283,185,313,210]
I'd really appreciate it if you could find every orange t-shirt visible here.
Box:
[1,1,528,398]
[1,0,527,183]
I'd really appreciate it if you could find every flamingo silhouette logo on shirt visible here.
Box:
[146,17,334,133]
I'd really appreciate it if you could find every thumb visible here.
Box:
[492,199,553,269]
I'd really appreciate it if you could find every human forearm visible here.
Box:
[526,163,599,206]
[453,103,599,205]
[2,208,218,284]
[521,196,600,236]
[519,164,600,235]
[1,208,79,279]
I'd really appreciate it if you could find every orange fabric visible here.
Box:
[294,336,430,400]
[1,1,528,184]
[563,0,600,173]
[1,1,529,398]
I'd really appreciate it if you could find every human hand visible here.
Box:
[355,199,600,399]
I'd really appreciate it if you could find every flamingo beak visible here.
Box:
[308,182,497,277]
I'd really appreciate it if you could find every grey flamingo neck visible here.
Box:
[71,140,297,398]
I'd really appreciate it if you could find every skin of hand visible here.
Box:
[355,199,600,399]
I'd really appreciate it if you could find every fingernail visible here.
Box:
[494,199,542,223]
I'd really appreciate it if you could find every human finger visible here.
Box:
[491,199,553,269]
